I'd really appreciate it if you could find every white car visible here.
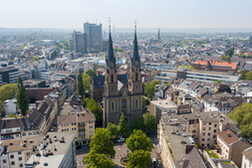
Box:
[117,138,125,143]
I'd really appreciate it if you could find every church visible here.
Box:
[91,26,143,127]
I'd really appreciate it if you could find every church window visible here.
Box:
[136,73,138,81]
[111,102,114,111]
[122,99,127,109]
[135,99,138,108]
[111,74,114,83]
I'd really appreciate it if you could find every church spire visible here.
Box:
[106,18,115,69]
[132,22,140,67]
[158,28,160,42]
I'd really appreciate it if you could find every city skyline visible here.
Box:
[1,0,252,29]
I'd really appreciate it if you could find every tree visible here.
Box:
[16,77,29,116]
[143,113,157,135]
[89,128,115,158]
[0,101,5,117]
[0,84,17,101]
[221,55,231,61]
[77,70,84,98]
[86,98,102,127]
[106,123,119,138]
[214,80,222,84]
[126,150,151,168]
[126,130,153,152]
[83,151,114,168]
[86,69,96,77]
[245,70,252,80]
[82,73,91,95]
[144,80,160,99]
[229,103,252,138]
[82,98,90,108]
[142,97,149,110]
[118,113,130,137]
[131,117,145,132]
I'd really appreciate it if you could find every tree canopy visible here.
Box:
[144,80,159,99]
[229,103,252,138]
[83,151,114,168]
[126,130,153,152]
[77,70,84,98]
[106,123,119,138]
[126,150,151,168]
[118,113,130,137]
[89,128,115,158]
[86,69,97,77]
[16,77,29,116]
[0,83,17,101]
[86,98,103,127]
[131,114,157,135]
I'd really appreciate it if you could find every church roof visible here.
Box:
[92,74,128,89]
[106,29,116,69]
[131,29,140,67]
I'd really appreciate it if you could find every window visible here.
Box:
[136,73,138,81]
[18,151,21,155]
[111,102,114,111]
[214,124,217,127]
[72,128,76,131]
[208,133,210,136]
[18,157,22,161]
[213,135,216,138]
[10,155,14,159]
[27,152,30,156]
[202,138,205,141]
[203,133,205,136]
[89,130,93,134]
[214,129,217,133]
[207,138,210,141]
[135,99,138,108]
[122,99,127,109]
[3,159,6,163]
[192,130,196,133]
[111,74,114,83]
[72,123,76,126]
[89,126,93,129]
[209,122,211,125]
[11,162,15,165]
[20,164,23,167]
[208,127,211,131]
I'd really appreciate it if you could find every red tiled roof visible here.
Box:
[217,129,240,145]
[194,60,237,70]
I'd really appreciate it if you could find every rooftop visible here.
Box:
[242,147,252,161]
[217,129,240,145]
[194,60,237,70]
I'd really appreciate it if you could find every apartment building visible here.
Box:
[159,111,238,149]
[0,132,76,168]
[57,109,95,145]
[159,115,211,168]
[217,129,251,167]
[242,147,252,168]
[193,60,237,73]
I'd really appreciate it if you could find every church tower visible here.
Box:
[128,25,143,123]
[128,25,142,94]
[104,25,117,97]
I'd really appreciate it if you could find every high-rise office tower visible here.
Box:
[84,22,103,53]
[72,31,86,53]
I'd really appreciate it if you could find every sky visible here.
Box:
[0,0,252,29]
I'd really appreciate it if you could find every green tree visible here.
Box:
[229,103,252,138]
[106,123,119,138]
[0,101,5,117]
[77,70,84,98]
[89,128,115,158]
[0,84,17,101]
[118,113,130,137]
[245,70,252,80]
[221,55,231,61]
[131,117,145,132]
[214,80,222,84]
[126,130,153,152]
[142,97,149,110]
[144,80,160,99]
[86,69,96,77]
[86,98,102,127]
[83,151,114,168]
[240,69,247,80]
[16,77,29,116]
[143,113,157,135]
[126,150,151,168]
[82,98,90,108]
[82,73,91,95]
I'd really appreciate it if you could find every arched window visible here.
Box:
[135,73,138,81]
[135,99,138,108]
[111,102,114,111]
[111,74,114,83]
[122,99,127,109]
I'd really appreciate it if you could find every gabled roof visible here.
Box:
[217,129,240,145]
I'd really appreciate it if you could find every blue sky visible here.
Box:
[1,0,252,29]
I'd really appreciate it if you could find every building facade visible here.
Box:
[102,27,143,127]
[83,22,102,53]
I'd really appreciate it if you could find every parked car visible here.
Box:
[117,138,125,143]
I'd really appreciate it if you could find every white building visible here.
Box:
[4,98,17,115]
[242,147,252,168]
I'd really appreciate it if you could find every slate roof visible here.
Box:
[92,74,128,88]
